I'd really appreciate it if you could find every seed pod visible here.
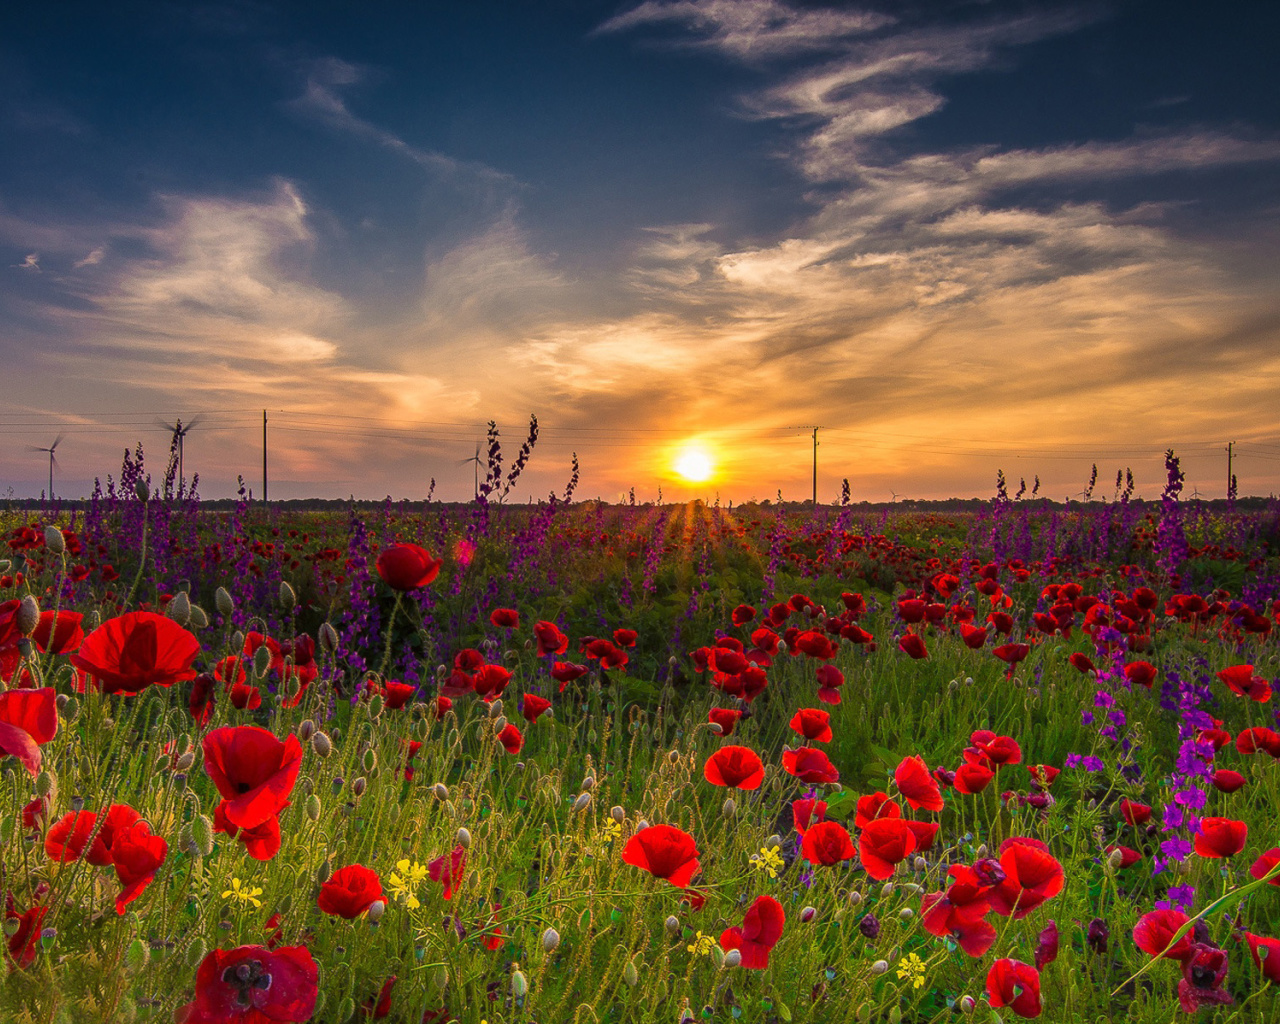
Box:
[192,814,215,856]
[311,731,333,758]
[623,960,639,987]
[214,587,235,618]
[367,900,385,924]
[188,604,209,629]
[279,581,297,610]
[511,967,529,999]
[166,592,191,626]
[721,798,736,818]
[306,795,321,821]
[456,827,472,849]
[541,927,560,953]
[43,526,65,555]
[2,919,20,938]
[16,596,39,636]
[665,915,680,936]
[298,719,316,742]
[724,949,742,968]
[318,622,339,655]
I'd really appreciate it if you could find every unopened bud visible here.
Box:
[871,960,889,975]
[724,949,742,968]
[669,749,680,764]
[316,860,332,884]
[192,814,214,856]
[541,927,560,953]
[253,646,272,677]
[456,827,472,849]
[881,883,895,898]
[311,731,333,758]
[665,915,681,936]
[433,783,449,801]
[366,900,385,924]
[959,996,976,1013]
[175,751,196,772]
[43,527,65,554]
[188,604,209,628]
[297,719,316,742]
[362,748,377,772]
[722,797,736,818]
[801,906,817,923]
[319,622,339,654]
[899,908,914,921]
[135,480,149,502]
[306,795,321,821]
[492,716,507,734]
[572,792,592,813]
[215,587,234,618]
[580,775,595,792]
[352,777,367,797]
[488,699,504,719]
[610,806,625,823]
[16,596,39,636]
[35,771,54,798]
[279,581,296,610]
[511,968,529,999]
[623,960,639,987]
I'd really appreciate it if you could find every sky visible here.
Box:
[2,0,1279,504]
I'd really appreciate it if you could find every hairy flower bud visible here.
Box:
[623,960,639,987]
[572,792,592,813]
[511,967,529,999]
[456,827,472,849]
[366,900,385,924]
[724,949,742,968]
[134,479,149,502]
[541,927,560,953]
[253,645,272,677]
[487,699,504,719]
[311,731,333,758]
[278,581,297,610]
[188,604,209,628]
[214,587,234,618]
[297,719,316,742]
[43,526,65,554]
[16,596,39,636]
[610,806,625,823]
[871,960,889,975]
[721,797,736,818]
[352,777,367,797]
[192,814,215,856]
[801,906,817,923]
[35,771,54,798]
[433,783,450,801]
[306,795,322,822]
[665,915,681,937]
[319,621,339,655]
[362,748,377,772]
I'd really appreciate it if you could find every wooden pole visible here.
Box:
[263,410,268,505]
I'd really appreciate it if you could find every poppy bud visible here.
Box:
[366,694,384,720]
[352,777,367,797]
[880,883,895,898]
[492,716,507,734]
[801,906,817,923]
[189,604,209,628]
[173,773,187,792]
[17,596,39,635]
[316,860,332,884]
[959,996,976,1013]
[871,960,888,975]
[975,844,988,859]
[44,526,65,554]
[175,751,196,772]
[572,793,591,813]
[511,967,529,998]
[298,719,316,742]
[611,806,625,823]
[724,949,742,968]
[581,775,595,792]
[488,699,504,718]
[214,587,234,617]
[319,622,339,654]
[192,814,214,856]
[637,819,649,831]
[898,908,914,921]
[311,731,333,758]
[367,900,385,924]
[722,798,736,818]
[35,771,54,798]
[134,480,149,502]
[253,646,272,677]
[542,927,560,952]
[668,750,680,765]
[624,960,639,986]
[306,795,321,821]
[456,827,472,849]
[279,581,296,609]
[849,891,863,906]
[433,783,449,801]
[766,834,782,850]
[665,915,680,936]
[362,748,377,772]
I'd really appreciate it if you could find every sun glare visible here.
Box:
[674,447,714,482]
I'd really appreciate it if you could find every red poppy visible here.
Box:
[188,672,217,726]
[1133,908,1193,960]
[789,708,833,744]
[953,763,995,794]
[202,726,303,831]
[1211,769,1246,793]
[428,845,468,900]
[1236,727,1280,756]
[112,820,168,914]
[44,803,141,866]
[711,647,750,675]
[522,693,552,724]
[317,864,383,919]
[612,628,638,648]
[814,663,844,704]
[363,976,397,1019]
[959,623,988,649]
[703,746,764,790]
[708,707,741,737]
[32,610,84,654]
[214,801,282,861]
[792,797,827,836]
[1218,664,1271,702]
[176,944,318,1024]
[496,722,523,755]
[70,611,200,694]
[622,825,700,888]
[964,730,1022,768]
[992,643,1030,674]
[228,681,263,710]
[1027,764,1060,789]
[1250,848,1280,884]
[1120,799,1151,826]
[534,621,569,656]
[920,864,997,957]
[551,661,588,691]
[1246,933,1280,984]
[719,895,784,969]
[897,633,928,659]
[800,821,856,866]
[988,837,1064,918]
[988,611,1014,635]
[1194,817,1247,858]
[732,604,756,626]
[781,747,839,784]
[1124,661,1158,689]
[473,664,513,702]
[489,608,520,629]
[375,544,442,591]
[751,627,781,656]
[986,959,1042,1018]
[1177,943,1233,1013]
[1068,652,1095,673]
[453,648,485,673]
[905,819,940,851]
[4,895,47,969]
[854,792,902,828]
[0,686,57,776]
[858,818,917,880]
[894,755,944,811]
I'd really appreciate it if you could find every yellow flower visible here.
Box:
[896,952,927,990]
[396,859,429,885]
[686,930,716,956]
[221,877,263,910]
[601,818,622,842]
[752,845,784,880]
[388,860,425,910]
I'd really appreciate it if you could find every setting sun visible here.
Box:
[674,447,714,482]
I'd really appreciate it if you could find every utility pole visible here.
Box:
[1226,441,1233,498]
[812,426,820,505]
[263,410,268,505]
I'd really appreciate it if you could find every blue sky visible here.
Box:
[3,0,1279,502]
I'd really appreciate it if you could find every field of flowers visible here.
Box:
[2,448,1280,1023]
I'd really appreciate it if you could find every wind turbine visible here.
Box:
[28,434,63,499]
[458,442,483,499]
[156,416,202,494]
[889,490,900,504]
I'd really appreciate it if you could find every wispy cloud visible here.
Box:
[11,252,40,271]
[73,247,104,268]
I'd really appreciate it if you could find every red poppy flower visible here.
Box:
[214,801,282,861]
[988,837,1064,918]
[708,707,741,737]
[800,821,856,866]
[1246,933,1280,984]
[719,895,784,969]
[1068,652,1095,673]
[858,818,917,880]
[732,604,756,626]
[0,686,57,776]
[473,664,513,702]
[920,864,997,957]
[894,755,944,811]
[4,895,47,969]
[188,672,217,726]
[428,845,468,900]
[317,864,383,919]
[781,747,839,784]
[534,621,569,656]
[202,726,303,831]
[228,681,263,710]
[496,722,523,755]
[1027,764,1060,789]
[551,661,588,691]
[1250,848,1280,884]
[70,611,200,694]
[905,819,940,851]
[1236,727,1280,756]
[1194,817,1247,858]
[993,643,1030,671]
[112,820,168,914]
[703,746,764,790]
[711,647,750,674]
[814,663,844,704]
[897,633,928,659]
[751,627,781,656]
[612,628,638,648]
[375,544,442,591]
[521,693,552,724]
[44,803,141,866]
[1178,943,1233,1013]
[953,763,995,795]
[622,825,700,888]
[1124,661,1158,689]
[363,976,397,1019]
[986,959,1042,1018]
[489,608,520,629]
[453,648,485,673]
[32,609,84,654]
[176,944,318,1024]
[1218,664,1271,702]
[1211,769,1246,793]
[959,623,988,649]
[988,611,1014,635]
[964,731,1022,768]
[854,792,902,829]
[792,797,827,836]
[1120,799,1151,826]
[789,708,833,744]
[1133,908,1193,960]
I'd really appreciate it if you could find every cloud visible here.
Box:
[73,247,104,268]
[11,252,40,271]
